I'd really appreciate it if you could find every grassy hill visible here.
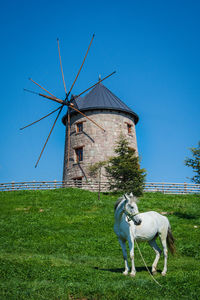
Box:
[0,188,200,299]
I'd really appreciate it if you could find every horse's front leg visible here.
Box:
[128,237,136,277]
[118,238,129,275]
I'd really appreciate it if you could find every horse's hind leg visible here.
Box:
[159,234,168,276]
[118,238,129,275]
[148,238,162,275]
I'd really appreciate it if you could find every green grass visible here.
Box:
[0,189,200,299]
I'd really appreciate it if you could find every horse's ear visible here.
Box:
[124,194,129,203]
[129,194,139,203]
[128,192,136,202]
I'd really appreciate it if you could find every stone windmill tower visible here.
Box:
[62,82,139,184]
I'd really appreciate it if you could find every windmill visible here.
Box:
[21,34,116,168]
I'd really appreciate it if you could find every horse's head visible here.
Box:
[124,193,142,225]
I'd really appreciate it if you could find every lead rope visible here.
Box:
[134,239,162,287]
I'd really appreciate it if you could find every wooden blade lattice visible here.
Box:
[68,34,95,96]
[23,36,116,168]
[20,106,62,130]
[35,106,64,168]
[57,38,68,95]
[29,78,57,98]
[74,71,116,99]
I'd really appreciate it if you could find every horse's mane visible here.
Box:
[114,196,124,211]
[114,194,138,211]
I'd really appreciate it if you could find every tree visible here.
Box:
[105,134,146,196]
[184,141,200,184]
[88,161,107,200]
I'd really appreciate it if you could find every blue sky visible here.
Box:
[0,0,199,183]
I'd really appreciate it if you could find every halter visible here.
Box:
[123,209,140,223]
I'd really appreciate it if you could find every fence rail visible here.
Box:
[0,180,200,194]
[144,182,200,194]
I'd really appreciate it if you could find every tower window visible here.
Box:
[75,147,83,162]
[127,123,132,134]
[76,122,83,133]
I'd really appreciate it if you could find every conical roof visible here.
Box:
[63,83,139,124]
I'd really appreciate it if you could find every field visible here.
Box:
[0,189,200,299]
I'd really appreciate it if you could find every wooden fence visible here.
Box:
[144,182,200,194]
[0,180,200,194]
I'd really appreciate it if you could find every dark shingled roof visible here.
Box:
[63,83,139,124]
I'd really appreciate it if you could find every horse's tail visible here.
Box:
[167,226,175,255]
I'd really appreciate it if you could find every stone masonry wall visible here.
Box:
[63,109,138,182]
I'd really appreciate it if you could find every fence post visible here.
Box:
[184,182,187,194]
[54,180,57,189]
[12,181,15,191]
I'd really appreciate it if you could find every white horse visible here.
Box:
[114,193,175,277]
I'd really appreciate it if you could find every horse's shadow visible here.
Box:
[174,212,198,220]
[93,266,162,274]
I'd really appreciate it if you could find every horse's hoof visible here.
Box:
[123,271,129,276]
[152,270,157,275]
[161,271,166,276]
[130,272,136,277]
